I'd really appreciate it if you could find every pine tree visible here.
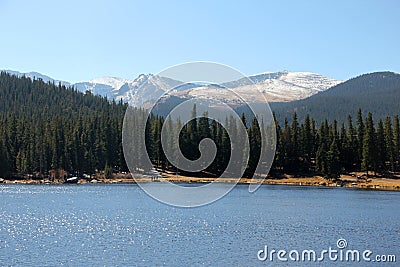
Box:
[204,118,219,174]
[394,115,400,171]
[356,108,365,169]
[237,114,249,173]
[164,115,175,170]
[376,120,386,172]
[362,113,376,175]
[272,113,283,172]
[221,121,231,176]
[198,112,211,139]
[188,104,198,135]
[16,149,27,175]
[171,116,182,173]
[339,123,350,171]
[384,117,395,172]
[240,112,248,129]
[291,112,300,160]
[316,142,327,175]
[187,104,198,161]
[311,118,317,159]
[281,118,292,172]
[301,114,313,171]
[347,115,358,170]
[246,117,261,177]
[326,137,341,178]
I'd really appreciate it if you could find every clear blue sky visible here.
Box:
[0,0,399,82]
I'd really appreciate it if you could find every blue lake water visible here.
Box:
[0,184,399,266]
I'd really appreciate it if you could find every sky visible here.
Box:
[0,0,399,83]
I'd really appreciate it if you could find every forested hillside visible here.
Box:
[272,71,400,123]
[0,72,129,177]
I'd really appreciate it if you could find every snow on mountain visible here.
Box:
[173,71,341,103]
[74,77,133,99]
[88,77,131,90]
[249,71,341,102]
[276,71,341,94]
[105,74,180,107]
[4,70,71,87]
[3,69,341,106]
[73,74,183,106]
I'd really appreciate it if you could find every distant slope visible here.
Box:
[271,71,400,123]
[4,70,71,87]
[0,71,126,118]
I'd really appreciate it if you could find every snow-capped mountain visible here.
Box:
[224,71,341,102]
[116,74,183,106]
[74,74,183,106]
[3,70,341,106]
[74,77,132,99]
[85,71,341,105]
[160,71,341,104]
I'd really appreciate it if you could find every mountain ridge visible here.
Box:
[4,70,71,87]
[3,69,341,107]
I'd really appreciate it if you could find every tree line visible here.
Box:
[133,105,400,178]
[274,110,400,177]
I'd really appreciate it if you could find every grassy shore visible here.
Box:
[159,173,400,192]
[2,172,400,192]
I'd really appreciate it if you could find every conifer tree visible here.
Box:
[246,117,261,176]
[362,113,376,174]
[376,120,386,171]
[394,115,400,171]
[316,142,327,175]
[326,137,341,178]
[356,108,365,168]
[347,115,358,170]
[384,117,395,172]
[301,114,313,169]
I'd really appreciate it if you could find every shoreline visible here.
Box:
[1,174,400,192]
[159,175,400,192]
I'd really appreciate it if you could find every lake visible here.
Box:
[0,184,399,266]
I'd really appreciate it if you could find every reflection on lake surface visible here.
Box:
[0,184,399,266]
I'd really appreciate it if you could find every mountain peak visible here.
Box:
[87,77,131,92]
[133,73,153,83]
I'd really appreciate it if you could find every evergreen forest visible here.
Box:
[1,72,399,180]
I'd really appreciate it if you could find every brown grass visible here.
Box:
[2,173,400,192]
